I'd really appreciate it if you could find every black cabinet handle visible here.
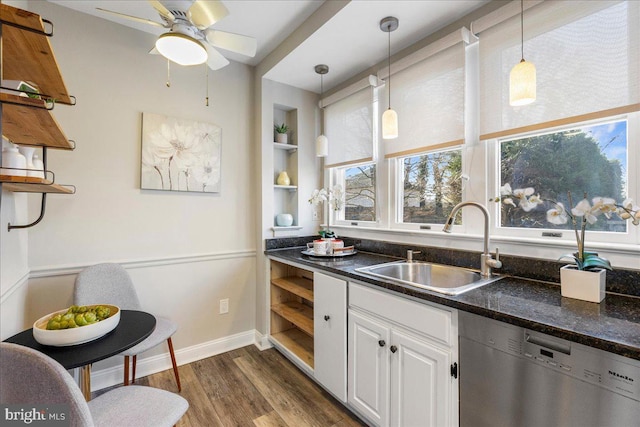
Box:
[390,345,398,353]
[324,315,330,321]
[378,340,386,347]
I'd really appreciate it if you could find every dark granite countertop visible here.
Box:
[266,247,640,361]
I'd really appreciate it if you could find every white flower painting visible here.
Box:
[141,113,221,193]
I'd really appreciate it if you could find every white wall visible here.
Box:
[0,1,257,387]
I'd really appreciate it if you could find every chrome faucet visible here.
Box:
[443,201,502,277]
[407,250,421,262]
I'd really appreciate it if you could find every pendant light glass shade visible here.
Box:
[509,0,536,106]
[510,59,536,106]
[382,108,398,139]
[381,17,399,140]
[156,32,207,66]
[316,134,328,157]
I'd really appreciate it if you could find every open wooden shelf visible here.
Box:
[271,276,314,302]
[271,329,314,368]
[0,178,73,194]
[271,302,314,337]
[1,93,72,149]
[1,4,73,105]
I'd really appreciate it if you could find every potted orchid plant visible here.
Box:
[309,185,344,238]
[496,183,639,302]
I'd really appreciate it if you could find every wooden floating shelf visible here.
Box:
[1,94,72,149]
[271,302,314,337]
[271,276,314,302]
[271,329,314,369]
[0,175,72,194]
[1,4,73,105]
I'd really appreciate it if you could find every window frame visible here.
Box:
[488,112,640,247]
[390,145,466,232]
[331,160,379,228]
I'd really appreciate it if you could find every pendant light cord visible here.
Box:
[387,28,391,109]
[520,0,524,61]
[320,73,324,134]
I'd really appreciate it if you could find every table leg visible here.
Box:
[80,364,92,401]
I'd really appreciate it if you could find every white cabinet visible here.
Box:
[348,283,458,427]
[348,310,390,425]
[314,272,347,402]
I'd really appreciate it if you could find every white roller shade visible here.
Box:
[325,85,377,168]
[476,0,640,140]
[381,34,468,158]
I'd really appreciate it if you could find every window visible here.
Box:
[399,148,463,225]
[336,164,376,222]
[499,119,628,233]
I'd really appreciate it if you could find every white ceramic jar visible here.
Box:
[18,146,37,177]
[276,213,294,226]
[32,154,45,179]
[1,145,27,176]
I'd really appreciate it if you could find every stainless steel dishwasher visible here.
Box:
[459,312,640,427]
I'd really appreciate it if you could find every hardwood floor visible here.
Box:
[107,345,366,427]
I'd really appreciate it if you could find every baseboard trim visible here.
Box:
[90,329,257,392]
[28,249,257,279]
[253,330,273,351]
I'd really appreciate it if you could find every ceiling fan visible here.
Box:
[97,0,257,71]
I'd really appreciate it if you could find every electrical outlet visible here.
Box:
[219,298,229,314]
[312,209,320,221]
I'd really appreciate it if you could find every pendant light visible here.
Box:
[380,16,399,140]
[315,64,329,157]
[509,0,536,106]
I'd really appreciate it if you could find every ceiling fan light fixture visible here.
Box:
[155,32,207,66]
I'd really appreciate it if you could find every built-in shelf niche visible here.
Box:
[273,104,299,230]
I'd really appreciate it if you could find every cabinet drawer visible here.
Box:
[350,283,452,346]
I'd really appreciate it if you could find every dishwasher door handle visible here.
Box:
[525,332,571,355]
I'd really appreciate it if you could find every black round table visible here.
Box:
[4,310,156,400]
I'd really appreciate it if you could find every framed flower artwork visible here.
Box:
[141,112,221,193]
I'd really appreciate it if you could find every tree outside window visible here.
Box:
[500,120,628,232]
[343,164,376,221]
[401,149,462,224]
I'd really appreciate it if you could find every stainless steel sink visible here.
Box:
[355,261,503,295]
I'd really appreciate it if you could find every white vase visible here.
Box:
[1,145,27,176]
[276,133,288,144]
[32,154,45,179]
[560,265,606,303]
[276,213,293,227]
[18,146,37,177]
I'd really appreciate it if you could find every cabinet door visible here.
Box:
[389,329,452,427]
[348,310,390,426]
[314,272,347,402]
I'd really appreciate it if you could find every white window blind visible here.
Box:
[382,37,467,158]
[324,85,377,168]
[476,0,640,140]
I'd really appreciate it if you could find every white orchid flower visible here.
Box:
[547,202,568,224]
[500,183,513,196]
[513,187,535,200]
[502,197,516,207]
[520,194,543,212]
[309,188,328,205]
[572,198,599,224]
[618,198,640,224]
[591,197,617,219]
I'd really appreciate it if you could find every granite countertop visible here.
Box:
[266,247,640,361]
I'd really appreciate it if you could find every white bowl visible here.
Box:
[32,305,120,347]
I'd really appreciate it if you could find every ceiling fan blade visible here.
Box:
[204,29,257,57]
[204,44,230,71]
[96,8,164,28]
[188,0,229,30]
[148,0,175,22]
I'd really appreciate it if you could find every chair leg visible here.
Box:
[131,355,137,384]
[123,356,130,386]
[167,338,182,392]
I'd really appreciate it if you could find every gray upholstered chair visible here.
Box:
[0,342,188,427]
[74,263,181,391]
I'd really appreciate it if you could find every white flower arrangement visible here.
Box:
[309,185,344,238]
[496,183,639,271]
